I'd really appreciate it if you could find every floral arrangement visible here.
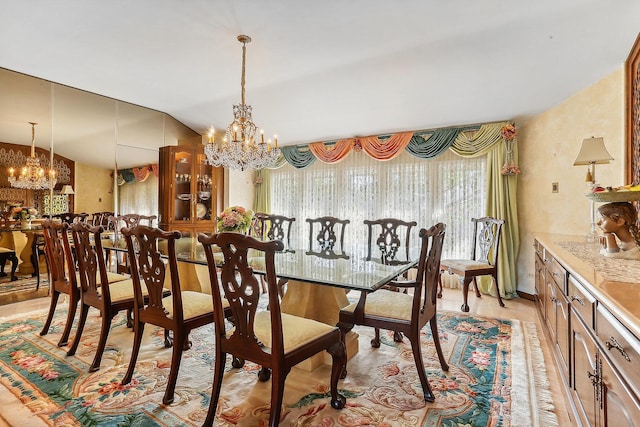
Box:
[11,206,37,221]
[500,163,521,175]
[500,123,521,176]
[500,123,517,141]
[216,206,254,233]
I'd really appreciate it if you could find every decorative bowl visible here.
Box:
[177,193,191,201]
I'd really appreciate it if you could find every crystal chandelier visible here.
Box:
[8,122,57,190]
[204,35,281,171]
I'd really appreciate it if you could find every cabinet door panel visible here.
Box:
[557,291,570,379]
[601,353,640,427]
[572,312,599,427]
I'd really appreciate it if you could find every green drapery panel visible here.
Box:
[253,169,271,214]
[451,122,520,299]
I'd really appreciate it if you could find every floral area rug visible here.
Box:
[0,301,558,426]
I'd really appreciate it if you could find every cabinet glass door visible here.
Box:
[195,153,213,222]
[173,150,193,222]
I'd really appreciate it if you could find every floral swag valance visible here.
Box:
[272,121,518,170]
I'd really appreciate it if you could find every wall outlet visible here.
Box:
[552,182,559,193]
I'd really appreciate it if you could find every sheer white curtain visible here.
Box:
[117,175,159,220]
[270,149,486,259]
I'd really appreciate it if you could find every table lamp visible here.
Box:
[573,137,613,241]
[61,185,75,195]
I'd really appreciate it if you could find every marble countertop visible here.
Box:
[534,233,640,339]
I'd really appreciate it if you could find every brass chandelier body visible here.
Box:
[204,35,281,171]
[8,122,56,190]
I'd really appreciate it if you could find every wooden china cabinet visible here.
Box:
[158,145,224,236]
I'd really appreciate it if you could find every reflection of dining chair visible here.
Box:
[31,232,49,289]
[121,225,226,405]
[0,212,18,281]
[67,222,137,372]
[306,216,350,251]
[91,211,114,227]
[364,217,417,344]
[54,212,89,224]
[438,216,506,312]
[199,232,346,426]
[338,223,448,403]
[40,221,79,346]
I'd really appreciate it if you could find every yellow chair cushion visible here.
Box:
[162,290,228,321]
[442,259,491,272]
[107,279,138,303]
[253,311,337,352]
[0,247,14,254]
[341,289,413,322]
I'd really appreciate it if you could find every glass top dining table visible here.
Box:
[170,236,420,293]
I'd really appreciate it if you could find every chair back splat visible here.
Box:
[438,216,506,312]
[199,232,346,426]
[252,213,296,245]
[338,223,448,403]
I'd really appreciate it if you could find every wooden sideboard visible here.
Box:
[534,234,640,426]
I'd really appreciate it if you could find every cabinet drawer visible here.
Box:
[534,239,543,257]
[596,304,640,397]
[546,256,567,293]
[568,275,596,329]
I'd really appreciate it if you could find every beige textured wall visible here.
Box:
[517,68,626,294]
[74,162,114,215]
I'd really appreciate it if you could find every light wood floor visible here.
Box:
[0,289,573,426]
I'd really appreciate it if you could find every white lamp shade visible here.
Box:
[61,185,75,195]
[573,137,614,165]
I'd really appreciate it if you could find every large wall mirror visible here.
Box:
[0,67,201,303]
[0,67,200,219]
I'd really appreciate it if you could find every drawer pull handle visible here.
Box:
[570,295,585,306]
[605,337,631,362]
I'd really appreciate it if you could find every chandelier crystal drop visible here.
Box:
[204,35,281,171]
[8,122,57,190]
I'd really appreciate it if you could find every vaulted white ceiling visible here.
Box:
[1,0,639,169]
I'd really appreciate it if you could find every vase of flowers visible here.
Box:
[500,123,521,176]
[216,206,254,234]
[12,206,37,229]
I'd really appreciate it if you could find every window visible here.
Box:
[270,149,486,258]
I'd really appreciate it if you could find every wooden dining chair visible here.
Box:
[438,216,506,312]
[338,223,449,403]
[120,225,227,405]
[306,216,350,253]
[253,213,296,244]
[39,220,80,347]
[250,213,296,293]
[67,222,138,372]
[364,217,417,344]
[199,232,346,426]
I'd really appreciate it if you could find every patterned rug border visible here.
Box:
[0,305,559,426]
